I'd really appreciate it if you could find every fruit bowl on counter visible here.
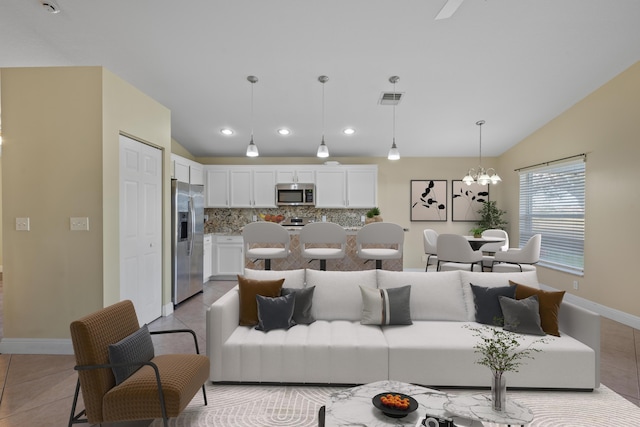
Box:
[259,213,284,223]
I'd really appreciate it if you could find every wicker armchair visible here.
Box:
[68,300,209,427]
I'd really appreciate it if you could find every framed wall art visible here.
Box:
[410,180,447,221]
[451,180,489,221]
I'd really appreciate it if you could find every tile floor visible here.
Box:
[0,279,638,426]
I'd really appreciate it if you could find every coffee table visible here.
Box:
[319,380,484,427]
[444,393,533,426]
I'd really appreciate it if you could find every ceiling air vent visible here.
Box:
[379,92,404,105]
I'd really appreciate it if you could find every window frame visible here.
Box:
[518,158,585,276]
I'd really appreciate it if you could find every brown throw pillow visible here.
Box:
[509,281,565,336]
[238,275,285,326]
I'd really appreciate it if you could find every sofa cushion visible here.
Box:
[243,268,306,289]
[237,275,285,326]
[281,286,316,325]
[499,295,545,336]
[460,271,539,321]
[255,293,296,332]
[510,281,565,337]
[376,270,468,321]
[108,324,155,385]
[470,284,516,326]
[360,285,412,325]
[306,269,377,321]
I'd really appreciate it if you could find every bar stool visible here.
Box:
[356,222,404,269]
[242,222,290,270]
[300,222,347,271]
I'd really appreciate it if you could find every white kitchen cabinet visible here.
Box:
[346,167,377,208]
[205,168,230,207]
[212,235,244,278]
[315,168,347,208]
[229,167,276,208]
[315,165,377,208]
[171,154,204,185]
[276,168,315,184]
[203,234,213,282]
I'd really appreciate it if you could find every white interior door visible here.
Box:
[119,135,162,324]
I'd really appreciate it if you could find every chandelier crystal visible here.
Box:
[463,120,501,185]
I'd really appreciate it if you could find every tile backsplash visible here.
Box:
[205,207,370,234]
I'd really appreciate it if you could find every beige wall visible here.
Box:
[499,60,640,318]
[1,66,171,340]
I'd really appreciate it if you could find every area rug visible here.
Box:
[151,383,640,426]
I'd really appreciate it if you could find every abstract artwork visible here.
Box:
[451,180,489,221]
[410,180,447,221]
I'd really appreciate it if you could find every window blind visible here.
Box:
[518,159,585,275]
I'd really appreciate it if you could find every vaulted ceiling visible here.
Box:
[1,0,639,158]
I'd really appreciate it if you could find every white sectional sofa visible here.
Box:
[206,268,599,390]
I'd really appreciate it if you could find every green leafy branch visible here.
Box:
[464,324,548,374]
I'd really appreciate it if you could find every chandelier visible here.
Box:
[462,120,501,185]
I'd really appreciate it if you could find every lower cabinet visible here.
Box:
[212,235,244,279]
[203,234,213,282]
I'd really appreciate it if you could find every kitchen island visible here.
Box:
[244,226,404,271]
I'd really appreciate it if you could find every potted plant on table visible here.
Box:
[465,324,547,412]
[469,227,484,238]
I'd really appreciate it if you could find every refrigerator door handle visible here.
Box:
[187,197,195,256]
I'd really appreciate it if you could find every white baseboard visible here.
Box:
[162,302,174,317]
[0,338,74,355]
[540,284,640,330]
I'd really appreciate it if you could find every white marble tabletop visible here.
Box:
[323,380,484,427]
[444,393,533,425]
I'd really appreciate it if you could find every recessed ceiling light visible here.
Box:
[220,128,234,136]
[343,128,356,135]
[277,128,291,136]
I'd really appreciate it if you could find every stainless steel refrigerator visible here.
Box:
[171,180,204,305]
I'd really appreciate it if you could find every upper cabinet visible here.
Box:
[171,154,204,185]
[205,167,230,207]
[206,166,276,208]
[315,165,377,208]
[276,167,316,184]
[204,164,376,209]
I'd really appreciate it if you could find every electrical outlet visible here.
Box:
[252,215,257,222]
[573,280,579,290]
[322,215,327,222]
[361,215,366,223]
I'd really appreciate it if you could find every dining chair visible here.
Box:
[422,229,439,272]
[479,229,509,270]
[492,234,541,272]
[356,222,404,269]
[300,222,347,270]
[242,221,291,270]
[436,234,483,272]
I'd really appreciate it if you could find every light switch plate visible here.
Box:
[70,217,89,231]
[16,217,30,231]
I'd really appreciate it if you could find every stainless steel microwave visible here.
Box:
[276,183,315,206]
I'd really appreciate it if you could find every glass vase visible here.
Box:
[491,371,506,412]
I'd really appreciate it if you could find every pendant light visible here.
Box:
[462,120,501,185]
[387,76,401,160]
[316,75,330,158]
[245,75,259,157]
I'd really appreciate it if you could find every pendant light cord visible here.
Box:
[392,80,396,145]
[250,81,255,140]
[321,80,325,141]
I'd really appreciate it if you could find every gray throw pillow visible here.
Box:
[255,293,296,332]
[108,324,155,385]
[470,284,516,326]
[499,295,546,336]
[281,286,316,324]
[360,285,412,325]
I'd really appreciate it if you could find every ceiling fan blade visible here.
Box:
[434,0,465,20]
